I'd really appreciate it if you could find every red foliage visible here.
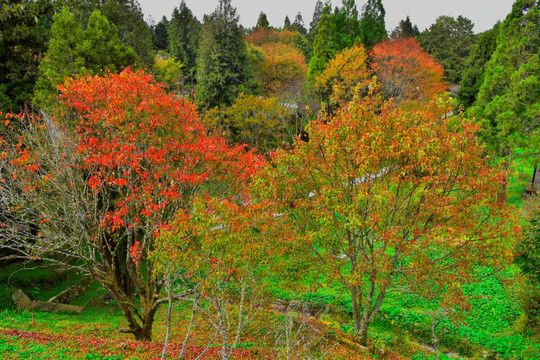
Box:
[58,68,262,237]
[371,38,446,102]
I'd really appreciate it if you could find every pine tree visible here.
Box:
[334,0,361,49]
[359,0,387,48]
[308,0,324,41]
[196,0,255,108]
[418,15,475,84]
[168,1,201,82]
[256,11,270,29]
[34,8,138,109]
[308,3,337,75]
[283,15,291,30]
[151,16,170,51]
[64,0,154,68]
[290,12,307,34]
[0,0,56,111]
[458,24,499,107]
[475,0,539,161]
[390,16,420,39]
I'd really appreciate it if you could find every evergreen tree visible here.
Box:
[475,0,539,161]
[308,0,324,41]
[65,0,154,68]
[418,15,475,84]
[290,12,307,34]
[0,0,56,111]
[308,3,337,75]
[151,16,170,51]
[390,15,419,39]
[196,0,255,108]
[256,11,270,29]
[34,8,138,109]
[458,24,499,107]
[334,0,361,49]
[283,15,291,30]
[168,1,201,82]
[359,0,387,48]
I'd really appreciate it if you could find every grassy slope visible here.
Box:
[0,160,538,359]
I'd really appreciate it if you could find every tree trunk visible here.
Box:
[357,318,369,347]
[350,285,362,335]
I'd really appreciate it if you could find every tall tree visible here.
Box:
[65,0,154,68]
[283,15,291,30]
[308,3,337,75]
[418,15,475,84]
[34,8,138,109]
[1,69,257,341]
[308,0,324,40]
[168,1,201,82]
[151,16,170,51]
[196,0,255,108]
[458,24,500,107]
[475,0,539,162]
[390,15,420,39]
[359,0,387,48]
[0,0,56,112]
[371,38,446,103]
[256,11,270,29]
[334,0,361,49]
[289,12,307,34]
[255,91,516,346]
[315,45,369,106]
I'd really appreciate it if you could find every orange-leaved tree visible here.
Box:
[254,90,518,345]
[371,38,446,103]
[315,45,370,106]
[253,42,307,100]
[0,68,259,341]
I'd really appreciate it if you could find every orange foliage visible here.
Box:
[256,91,517,343]
[371,38,446,103]
[316,45,370,106]
[247,28,297,46]
[254,42,307,98]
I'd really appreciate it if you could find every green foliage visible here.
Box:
[334,0,361,49]
[458,24,500,107]
[308,0,324,41]
[475,0,539,161]
[168,1,201,82]
[196,0,256,108]
[0,0,56,112]
[308,3,337,75]
[151,16,169,51]
[516,207,540,283]
[256,11,270,29]
[65,0,154,68]
[418,15,475,84]
[390,15,420,39]
[359,0,387,48]
[151,54,183,90]
[34,8,138,110]
[204,94,291,152]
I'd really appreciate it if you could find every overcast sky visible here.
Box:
[138,0,515,34]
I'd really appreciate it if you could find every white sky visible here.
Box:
[138,0,515,34]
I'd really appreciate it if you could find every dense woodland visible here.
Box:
[0,0,539,359]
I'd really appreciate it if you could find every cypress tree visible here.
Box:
[196,0,255,108]
[34,8,138,109]
[308,3,337,75]
[168,1,201,81]
[359,0,387,48]
[475,0,539,161]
